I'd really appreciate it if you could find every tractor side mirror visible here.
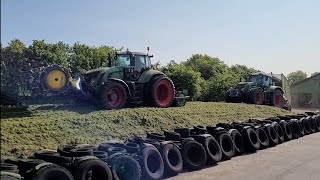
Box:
[107,53,112,67]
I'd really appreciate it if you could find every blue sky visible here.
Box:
[1,0,320,76]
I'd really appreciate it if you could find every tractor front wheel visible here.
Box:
[271,89,284,108]
[250,89,264,105]
[146,75,175,108]
[99,82,127,110]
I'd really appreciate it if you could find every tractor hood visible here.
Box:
[236,82,252,89]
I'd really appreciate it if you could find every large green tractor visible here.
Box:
[76,49,188,109]
[225,72,284,108]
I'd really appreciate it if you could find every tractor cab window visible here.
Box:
[262,76,271,86]
[115,54,131,67]
[248,75,262,84]
[135,55,147,72]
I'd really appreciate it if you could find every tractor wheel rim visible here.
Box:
[107,88,123,107]
[275,95,281,106]
[256,92,261,104]
[155,79,174,106]
[45,69,67,90]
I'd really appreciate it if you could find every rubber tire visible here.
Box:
[290,120,301,139]
[242,127,260,152]
[181,140,207,171]
[124,142,141,154]
[250,88,264,105]
[255,128,270,149]
[218,133,235,160]
[143,139,161,149]
[193,126,207,135]
[174,128,190,138]
[228,129,245,155]
[109,153,142,180]
[264,124,279,146]
[145,75,175,108]
[31,163,73,180]
[271,122,285,144]
[0,163,19,174]
[57,145,74,157]
[138,146,164,180]
[198,135,222,164]
[99,82,127,110]
[279,120,292,141]
[271,89,284,108]
[297,120,305,137]
[146,132,165,141]
[159,142,183,176]
[107,147,126,156]
[73,159,112,180]
[70,148,93,157]
[164,130,181,141]
[0,172,22,180]
[309,117,317,133]
[34,150,72,166]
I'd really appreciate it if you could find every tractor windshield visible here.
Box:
[114,54,131,67]
[248,75,263,84]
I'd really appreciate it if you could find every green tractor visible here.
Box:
[76,49,188,109]
[225,72,284,108]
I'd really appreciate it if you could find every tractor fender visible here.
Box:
[103,78,132,98]
[267,86,283,94]
[138,69,165,83]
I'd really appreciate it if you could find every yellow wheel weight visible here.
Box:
[45,69,68,90]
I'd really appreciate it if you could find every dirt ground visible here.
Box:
[168,133,320,180]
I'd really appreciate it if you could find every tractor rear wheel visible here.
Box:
[99,82,127,110]
[250,89,264,105]
[146,75,175,108]
[271,89,283,108]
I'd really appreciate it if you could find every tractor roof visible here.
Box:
[117,51,153,57]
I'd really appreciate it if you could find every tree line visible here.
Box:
[2,39,313,101]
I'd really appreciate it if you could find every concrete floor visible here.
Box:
[168,132,320,180]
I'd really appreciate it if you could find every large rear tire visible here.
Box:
[145,75,175,108]
[250,88,264,105]
[99,82,127,110]
[271,89,284,108]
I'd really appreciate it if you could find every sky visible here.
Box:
[1,0,320,76]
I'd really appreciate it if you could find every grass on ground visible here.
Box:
[1,102,294,157]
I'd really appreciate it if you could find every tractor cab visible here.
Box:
[247,73,272,89]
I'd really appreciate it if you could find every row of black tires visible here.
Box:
[1,112,320,180]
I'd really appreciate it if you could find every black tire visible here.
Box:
[309,117,317,133]
[163,130,181,141]
[143,139,161,149]
[159,142,183,176]
[264,124,279,146]
[99,82,128,110]
[70,147,94,157]
[73,159,112,180]
[145,75,175,108]
[138,146,164,180]
[218,133,235,160]
[217,123,234,130]
[8,158,46,177]
[315,115,320,131]
[57,145,74,157]
[250,88,264,105]
[181,140,207,171]
[297,120,305,137]
[34,150,72,166]
[93,151,108,161]
[197,135,222,164]
[146,132,165,141]
[290,120,301,139]
[98,142,123,152]
[271,89,284,108]
[174,128,190,138]
[279,120,292,141]
[74,144,99,151]
[255,128,269,149]
[107,147,126,156]
[193,126,207,135]
[31,163,74,180]
[228,129,244,155]
[271,122,285,144]
[0,172,22,180]
[109,153,142,180]
[242,127,260,152]
[124,142,141,154]
[0,163,19,174]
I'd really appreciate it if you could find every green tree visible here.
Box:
[162,60,202,99]
[183,54,229,80]
[287,70,307,84]
[230,64,258,80]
